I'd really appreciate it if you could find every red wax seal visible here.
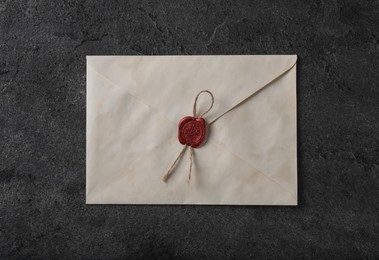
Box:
[178,116,207,148]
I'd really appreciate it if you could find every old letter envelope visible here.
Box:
[86,55,297,205]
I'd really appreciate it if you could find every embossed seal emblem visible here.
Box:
[178,116,206,148]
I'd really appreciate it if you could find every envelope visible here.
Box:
[86,55,297,205]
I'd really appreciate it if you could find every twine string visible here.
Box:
[161,145,188,182]
[193,90,214,118]
[162,90,214,183]
[188,147,193,182]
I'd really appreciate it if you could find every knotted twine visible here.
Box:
[161,90,214,183]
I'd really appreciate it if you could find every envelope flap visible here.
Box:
[87,55,297,124]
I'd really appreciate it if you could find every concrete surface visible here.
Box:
[0,0,378,259]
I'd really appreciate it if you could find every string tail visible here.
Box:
[161,145,188,182]
[188,147,193,182]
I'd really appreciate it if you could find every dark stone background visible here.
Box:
[1,0,378,259]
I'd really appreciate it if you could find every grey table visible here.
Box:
[1,1,378,259]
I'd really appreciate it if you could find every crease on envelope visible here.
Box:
[210,64,297,197]
[88,63,176,126]
[86,65,177,198]
[197,141,296,205]
[86,55,298,205]
[211,141,296,200]
[88,134,297,204]
[210,61,296,124]
[87,136,178,198]
[87,136,296,205]
[87,55,297,125]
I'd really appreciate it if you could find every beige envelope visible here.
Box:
[86,55,297,205]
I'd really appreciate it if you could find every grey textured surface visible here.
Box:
[1,0,379,259]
